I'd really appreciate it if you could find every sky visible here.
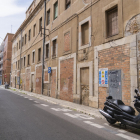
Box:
[0,0,33,44]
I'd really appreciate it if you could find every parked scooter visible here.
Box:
[99,89,140,129]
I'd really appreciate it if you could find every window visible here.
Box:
[54,1,58,20]
[52,39,57,57]
[19,40,21,49]
[106,7,118,37]
[32,51,35,63]
[38,48,41,62]
[81,22,89,45]
[45,44,49,58]
[16,61,17,69]
[39,17,42,33]
[18,60,20,69]
[21,58,23,68]
[28,54,30,65]
[66,0,71,9]
[25,34,27,45]
[29,29,31,41]
[24,56,26,67]
[17,43,18,51]
[47,9,50,25]
[33,24,36,37]
[22,37,24,47]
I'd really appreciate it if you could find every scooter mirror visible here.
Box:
[135,89,138,94]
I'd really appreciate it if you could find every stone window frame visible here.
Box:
[63,28,72,55]
[44,69,50,84]
[50,67,57,96]
[79,16,91,50]
[32,50,35,64]
[30,72,35,92]
[25,66,31,90]
[94,34,137,108]
[77,61,93,105]
[58,53,76,95]
[51,36,58,59]
[102,0,123,43]
[45,40,50,60]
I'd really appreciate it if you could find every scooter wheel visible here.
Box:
[106,119,116,124]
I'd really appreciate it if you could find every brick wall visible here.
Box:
[25,69,30,92]
[64,32,70,52]
[44,71,48,81]
[60,58,74,102]
[35,65,42,94]
[50,69,56,98]
[98,44,131,109]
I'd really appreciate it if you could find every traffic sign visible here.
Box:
[48,67,51,73]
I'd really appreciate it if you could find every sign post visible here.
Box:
[99,68,108,87]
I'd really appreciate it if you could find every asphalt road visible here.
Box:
[0,88,139,140]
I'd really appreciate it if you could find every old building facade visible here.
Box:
[2,33,14,85]
[11,0,140,109]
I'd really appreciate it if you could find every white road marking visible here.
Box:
[64,113,78,118]
[116,133,139,140]
[84,121,104,128]
[64,113,94,120]
[41,104,48,107]
[51,108,72,112]
[118,130,127,133]
[34,101,39,103]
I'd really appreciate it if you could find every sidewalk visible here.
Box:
[1,85,103,119]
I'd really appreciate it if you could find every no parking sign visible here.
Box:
[99,68,108,87]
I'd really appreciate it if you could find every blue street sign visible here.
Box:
[48,67,51,73]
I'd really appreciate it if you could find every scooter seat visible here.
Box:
[111,99,135,115]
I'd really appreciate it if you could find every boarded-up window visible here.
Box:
[47,9,50,25]
[32,51,35,63]
[38,48,41,62]
[33,24,36,37]
[66,0,71,9]
[52,39,57,57]
[54,1,58,20]
[28,54,30,65]
[46,44,49,58]
[107,7,118,37]
[81,22,89,45]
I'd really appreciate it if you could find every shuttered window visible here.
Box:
[54,1,58,20]
[107,7,118,37]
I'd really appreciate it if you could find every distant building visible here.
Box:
[3,33,14,85]
[0,42,4,85]
[11,0,140,109]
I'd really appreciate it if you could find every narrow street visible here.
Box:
[0,88,139,140]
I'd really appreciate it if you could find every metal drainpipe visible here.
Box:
[41,0,46,95]
[19,29,22,89]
